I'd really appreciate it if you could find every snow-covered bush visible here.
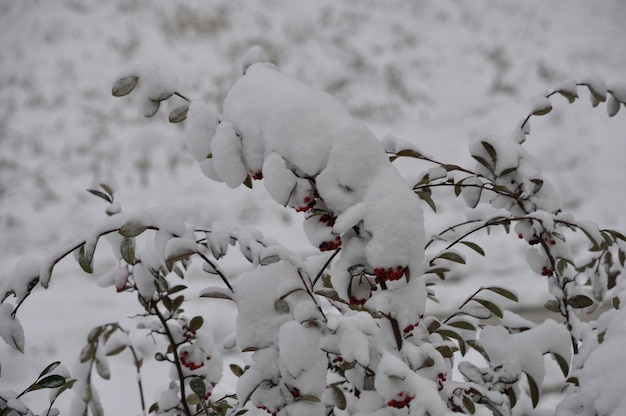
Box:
[2,46,626,416]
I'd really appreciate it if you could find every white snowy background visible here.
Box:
[1,0,625,413]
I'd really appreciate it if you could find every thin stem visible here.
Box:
[174,92,191,102]
[443,287,484,324]
[153,304,193,416]
[378,279,403,351]
[196,251,234,293]
[128,345,147,415]
[297,269,327,322]
[312,248,341,287]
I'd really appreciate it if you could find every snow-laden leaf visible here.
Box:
[120,237,135,264]
[142,99,160,117]
[531,96,552,116]
[169,104,189,123]
[448,320,476,331]
[199,287,234,301]
[36,375,66,389]
[112,75,139,97]
[607,93,620,117]
[473,299,503,318]
[460,177,483,208]
[38,361,61,379]
[554,79,578,103]
[119,221,149,238]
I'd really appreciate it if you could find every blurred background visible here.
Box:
[1,0,625,413]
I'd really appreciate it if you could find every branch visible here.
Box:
[153,304,193,416]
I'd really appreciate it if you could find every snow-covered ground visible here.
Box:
[1,0,625,413]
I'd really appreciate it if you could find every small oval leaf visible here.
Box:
[112,76,139,97]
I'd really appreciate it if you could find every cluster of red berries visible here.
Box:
[348,296,367,306]
[387,392,415,409]
[179,350,205,371]
[518,233,556,246]
[256,405,277,416]
[332,356,344,364]
[374,266,405,282]
[296,196,316,212]
[437,372,447,390]
[291,388,301,398]
[319,236,342,251]
[251,171,263,180]
[541,266,554,276]
[183,329,197,340]
[318,212,336,227]
[403,321,420,334]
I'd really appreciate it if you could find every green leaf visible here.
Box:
[243,175,253,189]
[50,378,77,403]
[230,364,245,378]
[331,385,347,410]
[544,299,560,313]
[120,237,135,264]
[612,297,620,309]
[190,378,206,397]
[36,374,66,389]
[260,255,281,266]
[463,395,476,414]
[461,241,485,256]
[552,353,569,377]
[168,285,187,295]
[105,344,127,357]
[188,316,204,332]
[569,294,593,309]
[78,245,94,274]
[499,166,518,176]
[481,141,498,163]
[300,395,321,402]
[473,299,503,318]
[80,343,96,363]
[472,155,493,172]
[112,76,139,97]
[395,149,423,158]
[484,286,518,302]
[274,299,290,314]
[95,358,110,380]
[416,190,437,212]
[38,361,61,379]
[199,290,234,301]
[507,386,518,408]
[437,251,466,264]
[435,328,467,355]
[448,320,476,331]
[87,189,113,203]
[526,373,540,408]
[186,393,201,405]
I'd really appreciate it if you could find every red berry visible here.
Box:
[518,233,524,239]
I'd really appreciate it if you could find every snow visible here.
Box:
[1,0,626,414]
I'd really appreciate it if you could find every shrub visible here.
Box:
[2,46,626,416]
